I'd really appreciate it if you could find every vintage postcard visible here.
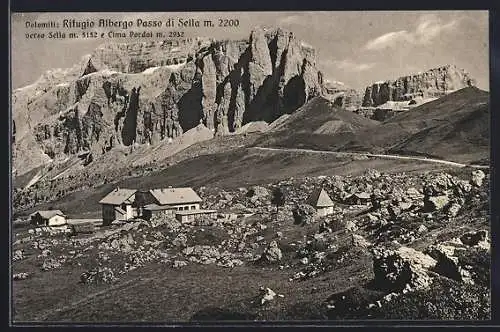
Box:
[10,11,490,323]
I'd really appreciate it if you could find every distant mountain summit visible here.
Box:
[362,64,476,107]
[12,27,324,175]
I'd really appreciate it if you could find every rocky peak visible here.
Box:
[12,26,324,175]
[362,64,476,107]
[323,80,363,110]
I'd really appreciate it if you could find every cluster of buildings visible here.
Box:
[28,186,216,227]
[98,186,216,225]
[28,185,349,229]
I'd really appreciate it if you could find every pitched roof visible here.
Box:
[306,188,334,207]
[149,187,202,206]
[99,188,137,205]
[32,210,65,219]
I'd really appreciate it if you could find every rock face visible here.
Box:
[372,246,437,292]
[13,27,323,175]
[362,64,476,107]
[323,80,363,110]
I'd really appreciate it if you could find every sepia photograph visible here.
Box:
[10,10,491,323]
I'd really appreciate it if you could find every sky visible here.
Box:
[11,11,489,91]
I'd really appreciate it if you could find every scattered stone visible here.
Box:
[344,220,358,232]
[41,258,63,271]
[12,250,24,262]
[425,195,450,211]
[460,230,489,247]
[446,203,462,217]
[260,287,277,305]
[80,266,117,284]
[292,204,316,226]
[417,225,428,234]
[13,272,31,281]
[471,170,485,187]
[352,234,372,248]
[260,241,282,263]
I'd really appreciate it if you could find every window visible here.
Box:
[191,205,196,210]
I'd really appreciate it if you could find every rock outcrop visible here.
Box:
[323,80,363,110]
[362,64,476,107]
[13,27,323,175]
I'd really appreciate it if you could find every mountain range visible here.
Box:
[11,26,487,192]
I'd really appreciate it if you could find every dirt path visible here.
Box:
[252,147,489,169]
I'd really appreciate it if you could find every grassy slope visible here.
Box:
[256,87,490,162]
[13,190,489,322]
[19,148,452,219]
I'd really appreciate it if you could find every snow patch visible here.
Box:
[100,69,118,76]
[164,62,186,71]
[142,66,160,75]
[300,41,313,49]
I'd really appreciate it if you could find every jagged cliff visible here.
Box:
[13,27,324,175]
[362,64,476,107]
[322,80,363,110]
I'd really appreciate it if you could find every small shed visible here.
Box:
[30,210,67,227]
[344,192,371,205]
[306,188,335,217]
[175,209,218,223]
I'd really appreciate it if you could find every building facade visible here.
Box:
[30,210,67,227]
[137,187,203,220]
[99,188,138,225]
[306,188,335,217]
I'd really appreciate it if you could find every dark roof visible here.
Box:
[149,188,202,205]
[306,188,334,207]
[31,210,65,219]
[99,188,137,205]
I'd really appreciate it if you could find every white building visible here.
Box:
[30,210,67,227]
[306,188,335,217]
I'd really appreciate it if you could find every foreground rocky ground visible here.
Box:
[12,168,490,322]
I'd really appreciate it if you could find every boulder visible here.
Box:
[446,202,462,217]
[372,246,437,292]
[425,244,474,284]
[260,241,283,263]
[471,170,486,187]
[292,204,316,226]
[260,287,277,305]
[424,195,450,212]
[12,249,24,261]
[459,230,489,247]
